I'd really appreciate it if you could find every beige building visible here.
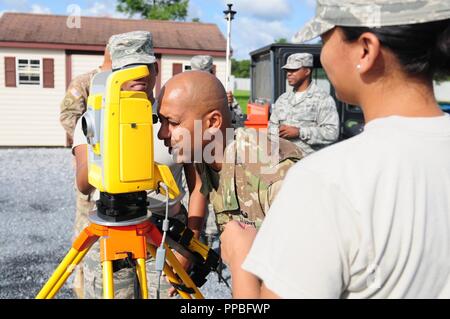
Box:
[0,13,227,146]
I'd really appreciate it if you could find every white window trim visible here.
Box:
[16,57,43,88]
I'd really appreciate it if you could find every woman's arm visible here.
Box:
[220,221,281,299]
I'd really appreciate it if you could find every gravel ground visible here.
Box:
[0,148,231,299]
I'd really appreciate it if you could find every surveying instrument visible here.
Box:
[36,66,220,299]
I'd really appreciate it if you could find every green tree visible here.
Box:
[117,0,189,21]
[232,59,251,78]
[275,37,288,44]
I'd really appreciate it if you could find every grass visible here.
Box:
[234,90,250,114]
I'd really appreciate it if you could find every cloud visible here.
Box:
[83,1,129,19]
[30,4,51,14]
[225,0,291,21]
[0,0,28,10]
[303,0,316,8]
[188,1,203,21]
[0,1,51,15]
[227,16,291,59]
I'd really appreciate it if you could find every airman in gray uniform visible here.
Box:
[268,53,339,155]
[190,55,246,129]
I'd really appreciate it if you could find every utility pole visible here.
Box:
[223,3,236,93]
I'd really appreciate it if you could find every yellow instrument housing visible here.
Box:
[85,65,179,199]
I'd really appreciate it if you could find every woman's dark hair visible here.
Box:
[341,19,450,78]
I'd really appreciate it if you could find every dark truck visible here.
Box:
[250,43,450,139]
[250,43,364,140]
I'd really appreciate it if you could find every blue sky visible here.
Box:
[0,0,316,59]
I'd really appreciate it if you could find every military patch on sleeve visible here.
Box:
[70,88,81,99]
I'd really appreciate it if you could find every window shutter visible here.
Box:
[172,63,182,76]
[4,57,16,87]
[43,58,54,88]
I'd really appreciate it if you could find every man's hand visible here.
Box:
[279,124,300,139]
[167,251,192,297]
[227,91,234,105]
[220,221,264,299]
[220,221,257,267]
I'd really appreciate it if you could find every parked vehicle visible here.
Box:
[250,44,357,140]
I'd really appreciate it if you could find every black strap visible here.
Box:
[169,281,195,294]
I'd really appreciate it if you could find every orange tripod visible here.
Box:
[36,215,204,299]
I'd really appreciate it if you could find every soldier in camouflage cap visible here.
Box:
[269,52,339,155]
[190,55,246,129]
[190,55,214,72]
[107,30,156,70]
[282,53,313,69]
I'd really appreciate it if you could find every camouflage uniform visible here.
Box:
[60,69,100,141]
[269,82,340,155]
[190,55,245,129]
[195,128,303,232]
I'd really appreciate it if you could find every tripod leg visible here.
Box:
[164,244,204,299]
[147,244,203,299]
[102,261,114,299]
[147,244,191,299]
[37,226,99,300]
[36,248,80,299]
[136,258,148,299]
[46,245,92,299]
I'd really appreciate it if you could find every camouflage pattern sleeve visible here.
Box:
[268,97,282,138]
[259,158,297,215]
[230,97,245,128]
[60,71,95,139]
[60,87,87,139]
[299,95,339,146]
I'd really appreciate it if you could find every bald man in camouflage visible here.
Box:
[157,71,304,233]
[190,55,246,129]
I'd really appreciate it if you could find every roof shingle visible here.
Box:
[0,13,226,52]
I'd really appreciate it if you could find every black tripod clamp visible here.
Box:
[150,214,220,288]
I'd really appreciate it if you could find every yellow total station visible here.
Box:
[82,65,179,198]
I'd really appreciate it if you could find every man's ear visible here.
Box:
[205,110,223,130]
[304,68,312,78]
[357,32,381,74]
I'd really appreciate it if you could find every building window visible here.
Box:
[17,59,41,85]
[184,65,192,71]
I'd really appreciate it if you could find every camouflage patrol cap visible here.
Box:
[282,53,313,70]
[107,31,156,70]
[190,55,214,72]
[293,0,450,43]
